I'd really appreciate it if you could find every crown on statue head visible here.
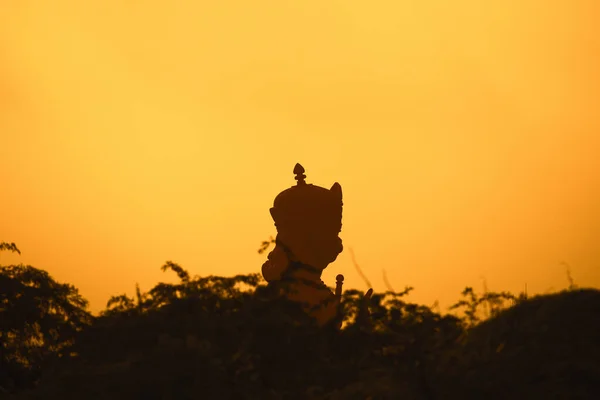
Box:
[270,163,343,233]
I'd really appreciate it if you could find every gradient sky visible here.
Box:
[1,1,599,314]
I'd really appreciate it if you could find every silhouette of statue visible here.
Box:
[262,163,371,328]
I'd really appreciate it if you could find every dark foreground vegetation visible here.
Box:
[1,242,599,399]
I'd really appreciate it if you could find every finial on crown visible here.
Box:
[293,163,307,185]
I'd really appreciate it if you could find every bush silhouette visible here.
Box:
[0,263,91,394]
[1,243,599,399]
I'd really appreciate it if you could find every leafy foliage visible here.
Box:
[1,242,598,399]
[449,286,522,328]
[0,264,92,393]
[257,236,276,255]
[0,242,21,255]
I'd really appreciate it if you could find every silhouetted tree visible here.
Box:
[0,244,92,393]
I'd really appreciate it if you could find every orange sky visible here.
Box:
[1,0,599,314]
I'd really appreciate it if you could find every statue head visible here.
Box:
[268,163,344,273]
